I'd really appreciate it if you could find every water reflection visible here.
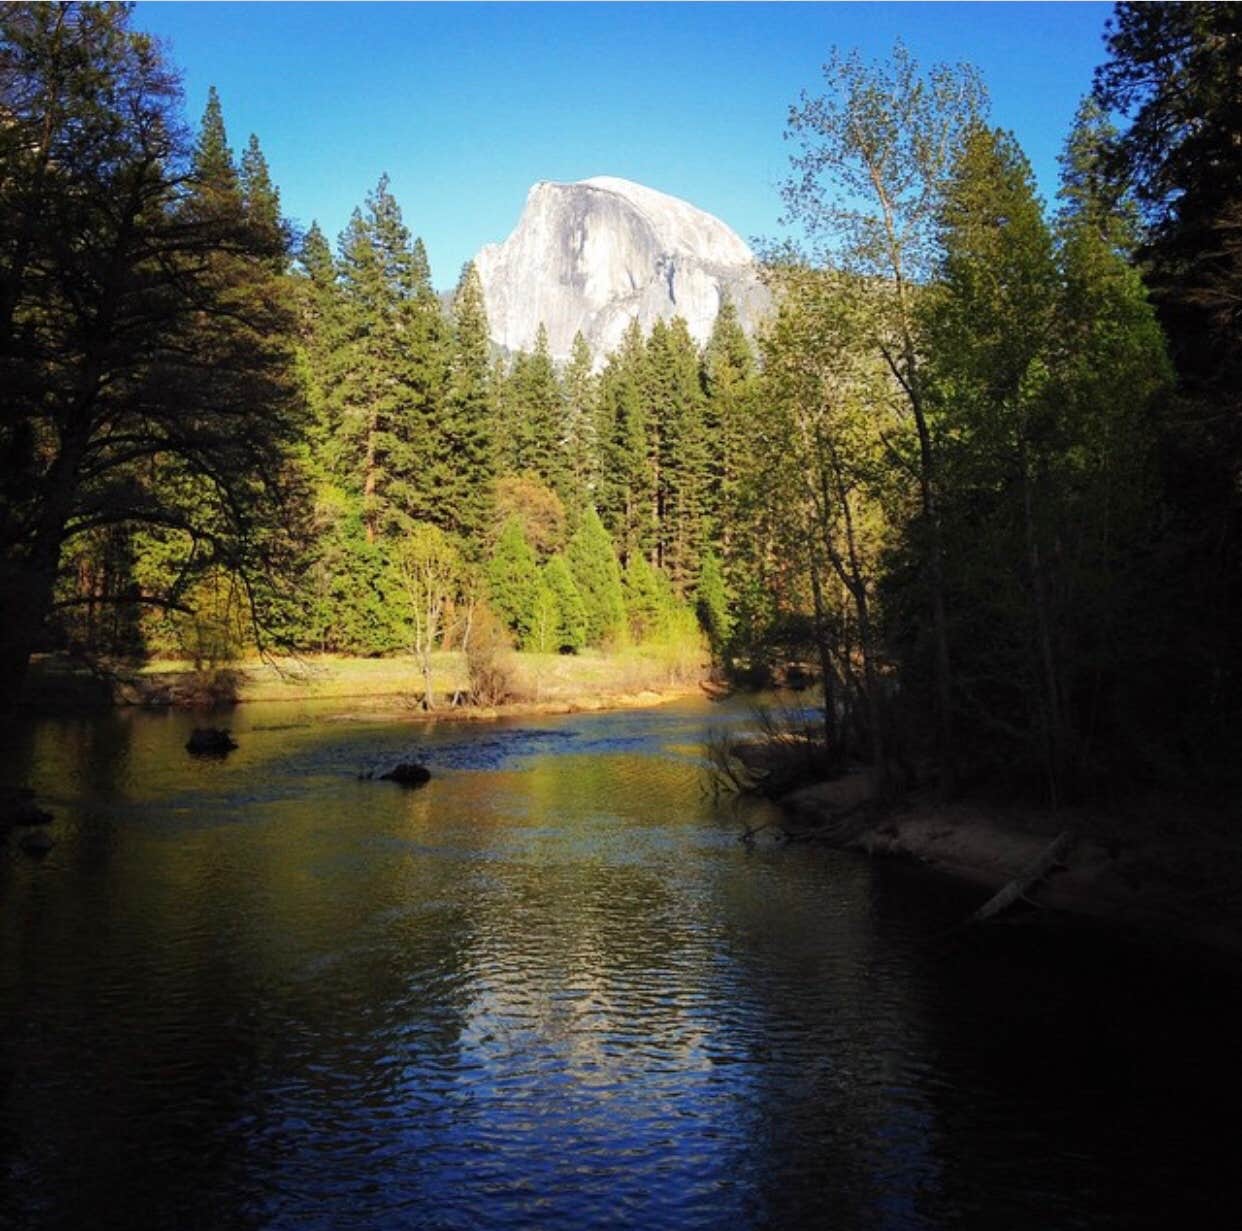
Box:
[2,699,1240,1229]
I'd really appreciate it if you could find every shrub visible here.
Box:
[466,604,516,705]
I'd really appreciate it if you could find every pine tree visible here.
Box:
[191,85,238,200]
[623,552,667,643]
[444,261,497,546]
[1093,3,1242,770]
[294,222,342,475]
[1057,97,1137,246]
[595,319,653,564]
[650,316,709,590]
[239,133,285,265]
[561,332,598,507]
[509,324,566,491]
[487,517,540,641]
[702,295,756,546]
[567,507,626,646]
[694,549,732,655]
[383,215,448,532]
[925,125,1066,795]
[544,554,587,652]
[330,200,397,539]
[327,176,444,541]
[298,222,335,288]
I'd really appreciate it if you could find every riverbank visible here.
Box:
[20,649,711,717]
[782,775,1242,959]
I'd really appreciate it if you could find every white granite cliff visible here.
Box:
[474,176,769,365]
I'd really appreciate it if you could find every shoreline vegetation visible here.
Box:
[20,649,712,717]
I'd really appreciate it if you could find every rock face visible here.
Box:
[474,177,769,365]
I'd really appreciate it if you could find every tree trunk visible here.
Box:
[812,426,889,798]
[0,550,61,717]
[969,830,1075,923]
[421,647,436,711]
[912,410,956,801]
[1020,432,1064,806]
[808,559,840,756]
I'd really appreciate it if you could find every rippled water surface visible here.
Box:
[3,698,1240,1229]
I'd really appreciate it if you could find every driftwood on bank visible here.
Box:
[968,829,1076,924]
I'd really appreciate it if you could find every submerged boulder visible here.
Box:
[186,727,237,755]
[2,788,52,827]
[19,828,55,855]
[378,762,431,787]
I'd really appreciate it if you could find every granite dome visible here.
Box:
[474,177,769,366]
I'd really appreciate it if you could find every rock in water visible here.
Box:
[474,176,770,365]
[186,728,237,755]
[19,829,54,855]
[378,762,432,787]
[1,788,52,827]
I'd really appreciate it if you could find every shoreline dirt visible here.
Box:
[782,775,1242,960]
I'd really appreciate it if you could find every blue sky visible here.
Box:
[134,2,1115,285]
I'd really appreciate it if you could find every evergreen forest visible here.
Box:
[3,1,1241,809]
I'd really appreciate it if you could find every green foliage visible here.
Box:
[503,325,567,493]
[702,294,757,543]
[623,553,669,643]
[239,133,284,260]
[15,6,1233,803]
[595,320,654,562]
[327,176,448,540]
[192,85,237,197]
[443,261,497,545]
[695,550,732,654]
[778,41,991,794]
[486,517,540,641]
[566,507,627,647]
[392,521,461,708]
[543,555,587,653]
[561,332,599,507]
[308,490,406,654]
[1093,2,1242,779]
[647,317,709,591]
[0,3,305,696]
[525,583,561,654]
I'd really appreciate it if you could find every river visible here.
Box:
[2,697,1238,1229]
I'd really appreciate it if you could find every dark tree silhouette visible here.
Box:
[0,3,304,703]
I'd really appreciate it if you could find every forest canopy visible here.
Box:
[3,1,1239,804]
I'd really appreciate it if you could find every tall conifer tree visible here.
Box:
[702,295,756,547]
[596,320,653,564]
[650,316,709,591]
[444,261,497,546]
[509,324,566,492]
[567,507,626,646]
[561,332,598,507]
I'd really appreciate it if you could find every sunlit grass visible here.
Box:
[28,646,709,709]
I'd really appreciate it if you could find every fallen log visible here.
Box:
[969,829,1076,924]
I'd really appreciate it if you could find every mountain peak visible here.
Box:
[474,177,768,365]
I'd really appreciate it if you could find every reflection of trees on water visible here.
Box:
[8,703,1228,1228]
[704,851,949,1227]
